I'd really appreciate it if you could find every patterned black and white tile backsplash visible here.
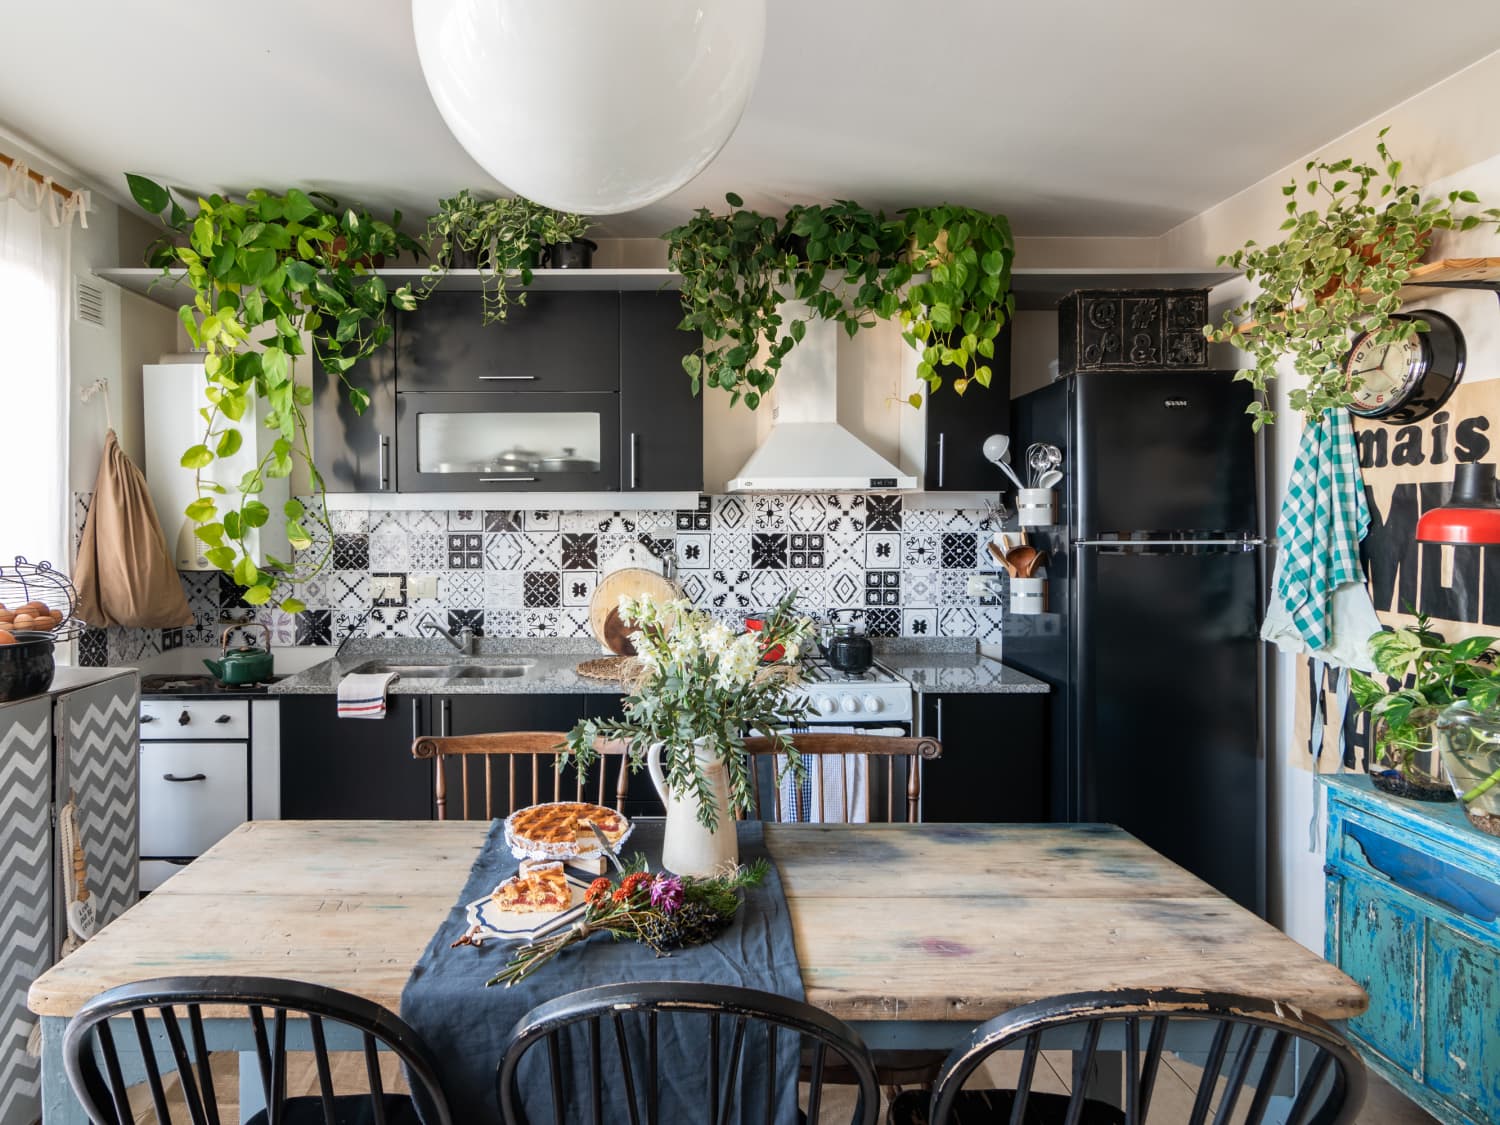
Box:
[74,493,1006,665]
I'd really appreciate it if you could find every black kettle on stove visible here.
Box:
[818,619,873,675]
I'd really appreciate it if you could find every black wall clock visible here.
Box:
[1345,309,1465,424]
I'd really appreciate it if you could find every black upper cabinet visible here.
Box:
[923,320,1013,491]
[619,291,702,492]
[397,290,620,393]
[316,333,397,493]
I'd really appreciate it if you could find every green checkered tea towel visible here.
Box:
[1270,408,1369,652]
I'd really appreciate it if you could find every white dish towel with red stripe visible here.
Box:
[337,672,398,719]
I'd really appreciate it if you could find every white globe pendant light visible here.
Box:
[411,0,767,215]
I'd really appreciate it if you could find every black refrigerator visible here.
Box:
[1007,370,1268,914]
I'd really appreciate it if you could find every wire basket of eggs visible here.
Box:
[0,558,85,701]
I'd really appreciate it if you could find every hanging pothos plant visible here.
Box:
[126,174,422,610]
[663,195,1014,407]
[1206,129,1500,431]
[421,189,590,324]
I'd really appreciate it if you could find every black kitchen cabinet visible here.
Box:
[315,334,397,493]
[923,321,1013,491]
[397,290,620,393]
[582,693,666,819]
[278,695,433,819]
[619,291,702,491]
[916,690,1047,822]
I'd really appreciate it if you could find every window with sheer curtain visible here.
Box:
[0,162,75,575]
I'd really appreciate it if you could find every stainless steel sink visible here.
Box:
[348,660,530,680]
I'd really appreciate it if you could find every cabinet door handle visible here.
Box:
[378,434,390,491]
[441,698,451,737]
[479,477,538,483]
[936,433,946,488]
[163,773,207,783]
[477,375,538,381]
[178,710,191,726]
[629,432,640,490]
[934,696,943,742]
[215,714,233,724]
[413,697,422,741]
[1323,863,1339,878]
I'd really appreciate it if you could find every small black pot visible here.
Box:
[0,635,55,702]
[548,239,597,270]
[821,626,874,675]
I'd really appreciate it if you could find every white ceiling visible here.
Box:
[5,1,1500,239]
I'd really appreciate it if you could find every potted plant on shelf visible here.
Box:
[1351,615,1500,801]
[562,592,814,875]
[125,174,423,610]
[1206,128,1499,431]
[421,190,590,323]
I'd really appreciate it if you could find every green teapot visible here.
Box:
[204,624,274,686]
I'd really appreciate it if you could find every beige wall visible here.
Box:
[1160,49,1500,953]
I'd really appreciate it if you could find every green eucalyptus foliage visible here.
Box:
[1207,129,1500,431]
[663,195,1014,407]
[422,190,590,324]
[1350,613,1500,777]
[126,174,422,609]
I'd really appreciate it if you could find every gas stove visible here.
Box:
[788,657,912,723]
[140,673,282,697]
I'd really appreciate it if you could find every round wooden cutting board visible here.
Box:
[589,567,678,654]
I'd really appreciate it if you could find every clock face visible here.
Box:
[1347,333,1426,415]
[1345,310,1465,424]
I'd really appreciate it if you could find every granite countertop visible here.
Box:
[269,638,628,695]
[873,641,1051,695]
[269,638,1050,697]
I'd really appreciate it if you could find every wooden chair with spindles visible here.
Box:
[739,732,941,824]
[410,732,630,820]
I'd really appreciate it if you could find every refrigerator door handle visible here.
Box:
[1076,538,1265,548]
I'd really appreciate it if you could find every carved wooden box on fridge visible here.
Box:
[1324,774,1500,1124]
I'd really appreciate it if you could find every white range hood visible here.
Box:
[726,306,918,492]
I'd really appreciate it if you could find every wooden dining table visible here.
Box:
[29,819,1366,1121]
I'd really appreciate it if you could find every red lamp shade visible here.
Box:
[1416,462,1500,545]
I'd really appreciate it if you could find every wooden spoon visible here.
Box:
[986,541,1017,576]
[1005,545,1038,577]
[1019,549,1049,578]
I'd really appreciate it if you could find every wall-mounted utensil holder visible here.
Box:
[1016,488,1057,528]
[1010,576,1047,615]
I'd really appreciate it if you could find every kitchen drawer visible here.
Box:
[140,698,249,739]
[140,742,249,857]
[140,858,192,892]
[1335,813,1500,930]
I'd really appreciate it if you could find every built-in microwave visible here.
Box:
[395,391,621,492]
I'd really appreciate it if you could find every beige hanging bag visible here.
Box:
[74,429,193,628]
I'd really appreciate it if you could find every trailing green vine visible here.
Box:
[127,174,421,610]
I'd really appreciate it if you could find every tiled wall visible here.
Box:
[76,492,1005,665]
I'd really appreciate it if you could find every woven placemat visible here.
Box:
[575,655,642,683]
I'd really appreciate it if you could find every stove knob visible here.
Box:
[863,695,883,713]
[815,696,837,716]
[841,696,860,714]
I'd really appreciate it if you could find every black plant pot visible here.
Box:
[0,635,55,702]
[1370,768,1456,802]
[547,239,597,270]
[447,244,480,270]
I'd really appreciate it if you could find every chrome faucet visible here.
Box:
[417,612,477,656]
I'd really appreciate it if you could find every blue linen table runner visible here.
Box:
[400,820,805,1123]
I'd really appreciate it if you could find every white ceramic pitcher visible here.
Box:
[646,740,739,876]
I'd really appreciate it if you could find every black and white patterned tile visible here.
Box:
[902,534,940,569]
[411,534,447,571]
[675,533,711,571]
[865,608,901,638]
[938,607,980,637]
[523,571,561,609]
[750,533,787,570]
[560,533,598,570]
[483,533,524,571]
[749,569,792,608]
[368,529,410,571]
[864,571,900,607]
[447,532,484,569]
[864,533,900,568]
[711,495,749,531]
[294,609,332,646]
[561,571,597,608]
[523,510,560,532]
[484,570,524,609]
[902,608,937,637]
[448,609,484,635]
[865,495,903,532]
[444,571,484,609]
[941,532,978,570]
[706,569,754,615]
[448,509,482,531]
[330,509,368,535]
[519,533,562,572]
[711,533,751,571]
[787,533,824,569]
[484,510,523,533]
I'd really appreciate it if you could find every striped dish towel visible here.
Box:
[337,672,397,719]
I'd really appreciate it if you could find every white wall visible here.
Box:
[1160,49,1500,953]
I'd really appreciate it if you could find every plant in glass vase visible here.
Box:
[564,592,815,875]
[1351,614,1500,801]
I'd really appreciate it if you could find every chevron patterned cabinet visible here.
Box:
[1,668,138,1125]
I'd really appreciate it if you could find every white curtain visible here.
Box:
[0,161,74,576]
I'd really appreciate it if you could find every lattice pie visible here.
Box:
[490,860,572,915]
[503,801,631,860]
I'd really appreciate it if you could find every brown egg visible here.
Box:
[27,617,56,632]
[0,611,15,624]
[48,609,63,622]
[18,601,48,614]
[0,631,15,646]
[12,614,34,627]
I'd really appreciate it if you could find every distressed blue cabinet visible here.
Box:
[1325,775,1500,1124]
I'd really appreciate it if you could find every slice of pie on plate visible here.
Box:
[504,801,632,860]
[491,860,572,915]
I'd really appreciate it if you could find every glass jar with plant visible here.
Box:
[562,592,814,875]
[1435,687,1500,837]
[1350,614,1500,801]
[1206,129,1499,431]
[421,190,590,323]
[126,174,422,610]
[898,205,1015,403]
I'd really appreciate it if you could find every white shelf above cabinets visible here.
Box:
[97,264,1236,312]
[94,266,684,308]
